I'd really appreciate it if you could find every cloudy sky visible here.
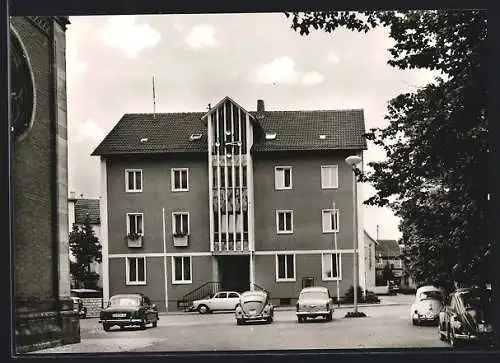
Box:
[66,13,437,241]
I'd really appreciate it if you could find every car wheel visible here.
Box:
[236,319,244,325]
[449,327,462,348]
[152,320,158,328]
[412,318,419,326]
[139,319,146,330]
[198,304,209,314]
[267,316,273,324]
[439,327,446,341]
[326,311,333,322]
[103,323,111,332]
[298,316,304,323]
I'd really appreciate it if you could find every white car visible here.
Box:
[410,285,445,326]
[191,291,241,314]
[296,286,334,322]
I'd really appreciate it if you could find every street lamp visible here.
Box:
[345,155,363,317]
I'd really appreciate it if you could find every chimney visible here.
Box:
[257,99,265,112]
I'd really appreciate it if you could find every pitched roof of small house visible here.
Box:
[364,230,378,245]
[74,198,100,225]
[92,99,367,156]
[375,239,402,258]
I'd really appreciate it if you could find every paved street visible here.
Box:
[33,294,452,354]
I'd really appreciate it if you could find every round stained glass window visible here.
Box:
[10,28,35,140]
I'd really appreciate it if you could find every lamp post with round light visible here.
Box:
[345,155,364,317]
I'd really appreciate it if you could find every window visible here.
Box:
[215,292,227,299]
[322,253,341,280]
[172,212,189,235]
[127,213,144,235]
[322,209,339,233]
[276,210,293,234]
[125,169,142,192]
[321,165,338,189]
[171,168,189,191]
[276,254,295,281]
[126,257,146,285]
[228,292,239,298]
[275,166,292,190]
[172,256,192,284]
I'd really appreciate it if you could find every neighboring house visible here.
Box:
[363,230,377,289]
[68,193,103,289]
[375,239,403,286]
[92,97,367,311]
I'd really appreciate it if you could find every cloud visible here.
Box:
[326,51,340,64]
[185,24,217,50]
[99,15,161,58]
[255,57,299,84]
[301,71,325,86]
[76,119,106,143]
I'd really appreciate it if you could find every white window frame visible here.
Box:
[321,253,342,281]
[322,209,339,233]
[126,256,147,285]
[275,253,296,282]
[171,168,189,192]
[274,166,293,190]
[172,212,190,235]
[171,256,192,284]
[126,213,144,235]
[125,169,143,192]
[321,165,339,189]
[276,210,293,234]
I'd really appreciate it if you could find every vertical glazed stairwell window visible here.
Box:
[172,212,189,236]
[276,210,293,234]
[125,169,143,192]
[172,256,192,284]
[275,166,292,190]
[322,253,341,281]
[127,213,144,235]
[276,254,295,281]
[171,168,189,191]
[321,165,338,189]
[126,257,146,285]
[322,209,339,233]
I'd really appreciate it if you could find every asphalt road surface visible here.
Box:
[33,295,453,354]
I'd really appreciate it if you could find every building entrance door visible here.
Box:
[217,255,250,292]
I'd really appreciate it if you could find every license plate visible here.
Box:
[249,309,256,316]
[113,313,126,318]
[478,324,492,333]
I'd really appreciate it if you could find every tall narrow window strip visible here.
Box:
[137,257,145,281]
[286,255,294,279]
[174,257,183,281]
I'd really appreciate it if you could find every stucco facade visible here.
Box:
[94,97,367,310]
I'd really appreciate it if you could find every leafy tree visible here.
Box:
[285,10,489,290]
[69,215,103,289]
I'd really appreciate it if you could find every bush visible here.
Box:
[343,286,380,304]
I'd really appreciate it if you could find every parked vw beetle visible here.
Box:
[235,290,274,325]
[438,287,493,348]
[410,285,444,326]
[296,286,334,323]
[99,293,159,331]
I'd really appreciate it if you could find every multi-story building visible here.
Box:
[375,239,403,286]
[92,97,367,311]
[363,230,377,289]
[67,193,103,289]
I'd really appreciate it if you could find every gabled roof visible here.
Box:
[74,198,100,225]
[251,109,367,152]
[364,230,378,245]
[92,113,206,156]
[92,103,367,156]
[375,239,402,257]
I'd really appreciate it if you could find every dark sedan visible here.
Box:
[99,294,159,331]
[235,290,274,325]
[438,287,493,348]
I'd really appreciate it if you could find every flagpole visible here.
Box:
[152,76,156,118]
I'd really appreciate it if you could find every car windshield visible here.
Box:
[419,291,442,301]
[109,296,141,307]
[461,290,491,310]
[242,293,265,301]
[300,291,328,300]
